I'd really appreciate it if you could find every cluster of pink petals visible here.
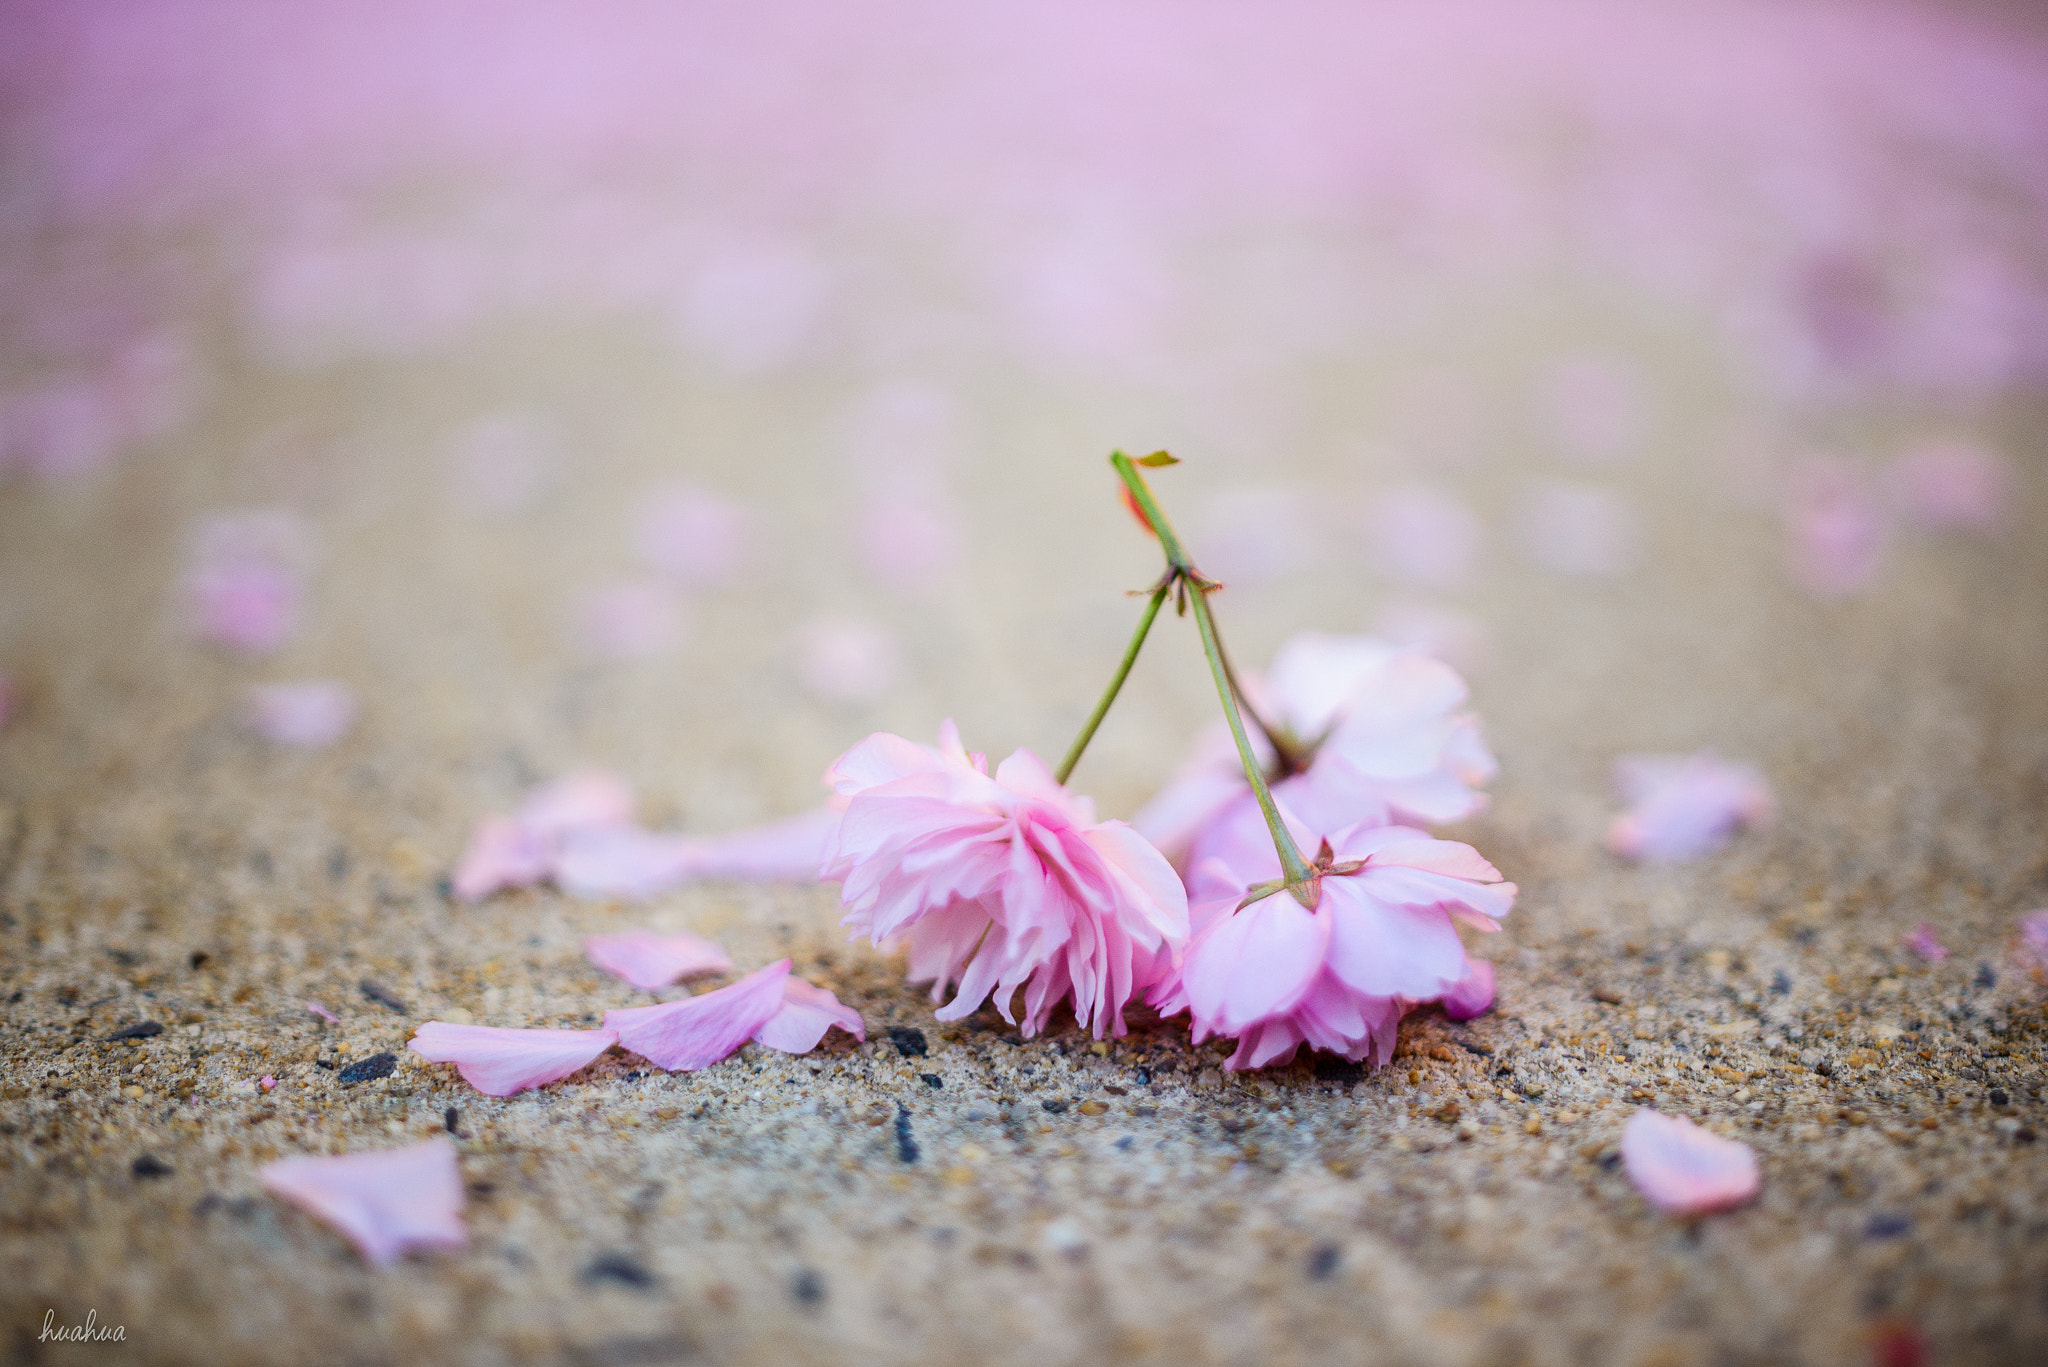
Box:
[1607,752,1772,863]
[1151,820,1514,1070]
[260,1138,467,1265]
[823,722,1188,1039]
[2016,911,2048,981]
[1903,923,1950,963]
[246,681,357,748]
[1619,1109,1761,1215]
[454,771,834,903]
[409,961,862,1096]
[584,930,732,991]
[1136,633,1496,870]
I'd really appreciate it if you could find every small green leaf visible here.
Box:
[1136,450,1179,467]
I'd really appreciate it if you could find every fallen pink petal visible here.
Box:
[305,1001,338,1024]
[667,807,838,883]
[1441,957,1496,1021]
[1904,923,1950,963]
[450,815,552,904]
[1620,1110,1761,1215]
[753,976,867,1054]
[247,681,357,748]
[259,1074,276,1091]
[1608,752,1772,863]
[584,931,734,992]
[605,960,793,1071]
[553,825,696,900]
[408,1023,619,1097]
[259,1138,467,1266]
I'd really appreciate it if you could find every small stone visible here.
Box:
[1989,1089,2009,1106]
[887,1027,928,1058]
[1523,1116,1543,1135]
[1306,1243,1341,1280]
[1078,1100,1108,1116]
[132,1154,172,1179]
[894,1105,920,1163]
[359,979,408,1012]
[123,1085,144,1098]
[337,1052,398,1084]
[920,1073,942,1088]
[1846,1110,1870,1126]
[583,1253,655,1289]
[1974,964,1997,989]
[790,1269,825,1307]
[1041,1099,1069,1115]
[108,1021,163,1041]
[1864,1214,1911,1240]
[1557,1111,1580,1124]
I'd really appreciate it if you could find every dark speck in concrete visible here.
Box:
[895,1104,919,1163]
[583,1253,656,1289]
[1865,1214,1911,1240]
[359,979,407,1012]
[1771,970,1791,995]
[1307,1243,1341,1280]
[132,1154,172,1179]
[1041,1099,1068,1114]
[1990,1089,2009,1106]
[791,1268,825,1307]
[888,1027,927,1058]
[338,1052,397,1084]
[1315,1056,1364,1084]
[1133,1066,1151,1084]
[1975,963,1997,989]
[108,1021,162,1040]
[920,1073,942,1088]
[444,1106,461,1135]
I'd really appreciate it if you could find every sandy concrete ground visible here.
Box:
[2,287,2046,1367]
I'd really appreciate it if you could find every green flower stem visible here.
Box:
[1055,580,1170,786]
[1109,452,1318,904]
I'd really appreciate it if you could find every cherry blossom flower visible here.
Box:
[1903,923,1950,963]
[584,931,733,991]
[1135,633,1495,867]
[408,1023,619,1097]
[1151,820,1514,1069]
[247,681,357,749]
[1607,752,1772,863]
[604,960,862,1069]
[1620,1109,1760,1215]
[823,722,1188,1038]
[259,1138,467,1266]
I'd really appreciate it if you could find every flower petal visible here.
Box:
[553,825,695,900]
[1620,1109,1761,1215]
[450,815,551,904]
[408,1023,618,1097]
[604,960,791,1070]
[260,1138,466,1265]
[247,681,357,748]
[1182,892,1329,1034]
[1441,957,1496,1020]
[1322,877,1468,999]
[753,976,866,1054]
[584,932,733,991]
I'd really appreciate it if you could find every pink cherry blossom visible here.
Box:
[1903,923,1950,963]
[1887,440,2013,533]
[669,806,839,882]
[584,931,733,991]
[1620,1109,1760,1215]
[247,681,357,749]
[823,722,1188,1039]
[407,1022,619,1097]
[259,1074,277,1091]
[305,1001,339,1023]
[552,825,696,900]
[1607,752,1772,863]
[754,976,867,1054]
[604,959,860,1068]
[2016,911,2048,980]
[259,1138,467,1266]
[635,483,750,586]
[1151,820,1515,1070]
[1135,633,1495,866]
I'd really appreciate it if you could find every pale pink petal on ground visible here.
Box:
[408,1023,618,1096]
[792,616,901,705]
[259,1074,276,1091]
[577,579,683,660]
[1620,1110,1761,1215]
[1887,440,2013,533]
[1903,923,1950,963]
[451,815,551,903]
[1786,459,1886,598]
[672,807,838,882]
[187,562,301,654]
[584,932,733,991]
[1372,599,1487,674]
[1540,352,1645,466]
[553,825,695,900]
[305,1001,338,1024]
[1368,484,1481,589]
[2016,911,2048,974]
[1607,752,1772,863]
[259,1138,467,1266]
[753,976,866,1054]
[1518,480,1638,578]
[635,483,750,585]
[1441,958,1496,1021]
[443,412,558,518]
[605,960,793,1070]
[247,681,357,748]
[516,770,636,838]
